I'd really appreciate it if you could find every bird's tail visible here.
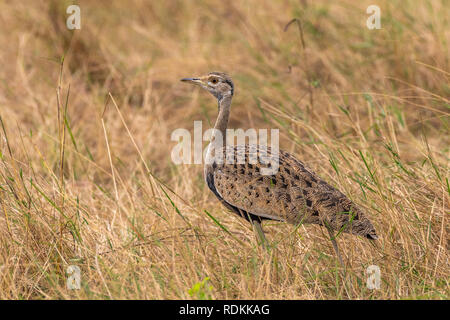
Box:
[347,209,378,240]
[313,188,378,240]
[322,203,378,240]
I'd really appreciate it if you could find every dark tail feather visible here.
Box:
[365,232,378,240]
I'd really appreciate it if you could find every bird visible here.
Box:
[181,71,378,265]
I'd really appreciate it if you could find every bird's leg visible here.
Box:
[327,228,344,267]
[252,219,268,250]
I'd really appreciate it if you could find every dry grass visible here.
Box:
[0,0,448,299]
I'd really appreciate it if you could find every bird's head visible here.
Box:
[181,71,234,101]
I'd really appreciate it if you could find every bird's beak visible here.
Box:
[180,77,203,85]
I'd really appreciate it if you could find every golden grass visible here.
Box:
[0,0,448,299]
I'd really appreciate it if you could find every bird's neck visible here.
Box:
[212,94,232,147]
[205,95,231,168]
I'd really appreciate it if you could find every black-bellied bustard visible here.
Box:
[181,72,378,265]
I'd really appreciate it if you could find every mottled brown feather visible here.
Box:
[209,145,378,239]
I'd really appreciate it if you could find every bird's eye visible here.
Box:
[211,78,218,84]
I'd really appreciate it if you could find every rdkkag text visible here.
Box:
[179,303,270,317]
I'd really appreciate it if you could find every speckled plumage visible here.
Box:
[207,144,377,240]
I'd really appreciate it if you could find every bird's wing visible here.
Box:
[210,145,377,238]
[212,168,283,221]
[211,145,320,223]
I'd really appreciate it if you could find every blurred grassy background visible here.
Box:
[0,0,448,299]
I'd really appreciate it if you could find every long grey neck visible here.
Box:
[211,94,232,147]
[204,95,231,183]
